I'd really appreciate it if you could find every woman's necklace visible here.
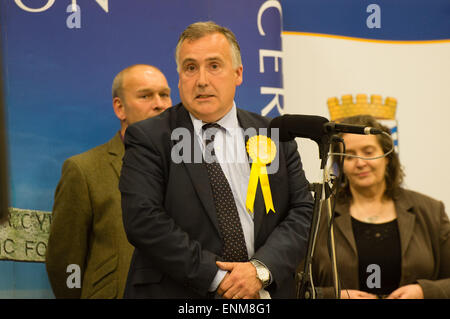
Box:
[350,185,396,223]
[352,201,389,224]
[365,215,380,223]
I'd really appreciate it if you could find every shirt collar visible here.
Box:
[189,102,239,137]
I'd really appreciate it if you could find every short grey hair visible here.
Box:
[112,69,125,100]
[175,21,242,73]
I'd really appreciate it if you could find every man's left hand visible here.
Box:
[216,261,261,299]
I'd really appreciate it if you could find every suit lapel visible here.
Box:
[236,109,266,240]
[108,132,124,179]
[174,105,221,236]
[394,191,416,259]
[333,202,358,256]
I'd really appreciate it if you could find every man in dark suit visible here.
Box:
[120,22,313,299]
[46,64,172,298]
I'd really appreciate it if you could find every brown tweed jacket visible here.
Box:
[302,188,450,299]
[46,132,133,298]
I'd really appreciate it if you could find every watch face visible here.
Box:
[251,260,270,284]
[263,269,270,281]
[258,267,270,282]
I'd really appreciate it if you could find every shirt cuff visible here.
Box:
[208,269,228,292]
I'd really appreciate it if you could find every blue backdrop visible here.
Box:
[283,0,450,40]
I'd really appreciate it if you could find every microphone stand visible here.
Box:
[297,135,340,299]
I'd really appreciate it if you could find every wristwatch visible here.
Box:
[249,259,271,288]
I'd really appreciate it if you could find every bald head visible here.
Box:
[112,64,163,99]
[112,64,172,136]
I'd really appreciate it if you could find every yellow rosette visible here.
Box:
[246,135,276,214]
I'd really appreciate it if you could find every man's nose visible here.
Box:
[151,95,164,109]
[197,67,208,87]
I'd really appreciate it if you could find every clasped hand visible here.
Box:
[341,284,424,299]
[216,261,262,299]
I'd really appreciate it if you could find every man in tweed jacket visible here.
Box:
[46,64,172,298]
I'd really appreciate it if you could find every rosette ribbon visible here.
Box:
[245,135,276,214]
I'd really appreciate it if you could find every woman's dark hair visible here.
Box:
[333,115,404,202]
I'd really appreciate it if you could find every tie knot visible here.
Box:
[202,123,222,143]
[202,123,221,132]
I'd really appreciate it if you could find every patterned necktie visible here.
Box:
[202,123,248,262]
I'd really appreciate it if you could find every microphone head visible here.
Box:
[269,114,329,143]
[268,115,293,142]
[367,127,383,135]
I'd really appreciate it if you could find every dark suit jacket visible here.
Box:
[307,188,450,298]
[46,133,134,298]
[119,103,313,298]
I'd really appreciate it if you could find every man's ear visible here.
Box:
[235,65,243,86]
[113,97,126,121]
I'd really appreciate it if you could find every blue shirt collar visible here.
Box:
[189,102,239,137]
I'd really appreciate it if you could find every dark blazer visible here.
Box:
[119,103,313,298]
[46,133,134,298]
[307,188,450,298]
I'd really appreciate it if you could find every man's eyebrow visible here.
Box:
[181,56,223,64]
[181,58,196,65]
[205,57,222,62]
[136,89,154,94]
[136,87,171,93]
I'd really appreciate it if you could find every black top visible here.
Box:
[351,217,402,296]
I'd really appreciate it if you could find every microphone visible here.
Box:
[269,114,382,143]
[324,122,382,135]
[269,114,329,143]
[269,115,331,165]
